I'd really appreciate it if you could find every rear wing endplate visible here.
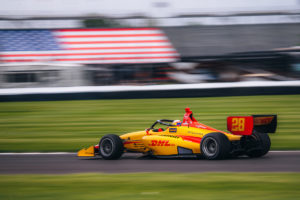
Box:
[253,115,277,133]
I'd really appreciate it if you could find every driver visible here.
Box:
[172,120,182,126]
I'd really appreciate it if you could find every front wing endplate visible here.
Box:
[77,146,95,157]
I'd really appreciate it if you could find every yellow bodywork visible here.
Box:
[78,121,241,157]
[77,145,95,157]
[119,125,241,156]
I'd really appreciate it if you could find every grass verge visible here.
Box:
[0,95,299,151]
[0,173,299,200]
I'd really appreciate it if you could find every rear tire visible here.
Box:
[99,134,124,160]
[200,133,231,160]
[246,132,271,158]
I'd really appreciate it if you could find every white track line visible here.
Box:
[1,80,300,95]
[0,151,299,155]
[269,151,300,153]
[0,152,76,155]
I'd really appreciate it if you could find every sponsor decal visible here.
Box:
[182,122,189,126]
[192,124,206,128]
[169,128,177,133]
[160,135,179,138]
[254,116,274,125]
[150,140,175,146]
[187,131,204,136]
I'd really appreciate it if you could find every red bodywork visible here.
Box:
[227,116,254,135]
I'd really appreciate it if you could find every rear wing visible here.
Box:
[227,115,277,135]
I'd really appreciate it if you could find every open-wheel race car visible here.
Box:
[78,108,277,160]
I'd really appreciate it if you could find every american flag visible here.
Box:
[0,28,179,64]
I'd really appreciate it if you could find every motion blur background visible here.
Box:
[1,0,300,88]
[1,1,300,200]
[1,0,300,154]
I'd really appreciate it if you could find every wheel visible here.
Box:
[99,134,124,160]
[200,133,231,160]
[246,132,271,158]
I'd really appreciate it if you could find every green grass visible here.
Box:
[0,173,299,200]
[0,95,299,152]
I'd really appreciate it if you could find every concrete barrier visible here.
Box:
[1,81,300,102]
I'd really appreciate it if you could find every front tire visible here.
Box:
[99,134,124,160]
[246,132,271,158]
[200,133,231,160]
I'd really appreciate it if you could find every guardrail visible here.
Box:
[1,81,300,102]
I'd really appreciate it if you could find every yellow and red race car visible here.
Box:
[78,108,277,160]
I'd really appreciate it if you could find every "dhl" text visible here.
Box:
[150,140,174,146]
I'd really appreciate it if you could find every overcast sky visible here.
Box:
[0,0,299,18]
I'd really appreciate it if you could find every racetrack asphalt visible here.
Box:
[0,151,299,174]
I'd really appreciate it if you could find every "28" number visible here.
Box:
[232,118,245,131]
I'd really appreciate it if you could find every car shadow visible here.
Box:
[77,153,255,161]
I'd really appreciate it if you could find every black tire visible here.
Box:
[200,133,231,160]
[246,132,271,158]
[99,134,124,160]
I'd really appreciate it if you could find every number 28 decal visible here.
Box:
[227,116,253,135]
[231,117,245,131]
